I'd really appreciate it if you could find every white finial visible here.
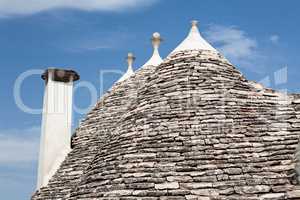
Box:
[191,20,198,27]
[152,32,162,49]
[127,52,135,71]
[117,52,135,83]
[170,20,217,54]
[142,32,163,67]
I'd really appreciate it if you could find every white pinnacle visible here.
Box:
[117,52,135,83]
[171,20,217,54]
[142,32,163,67]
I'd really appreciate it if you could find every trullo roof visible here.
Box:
[32,21,300,200]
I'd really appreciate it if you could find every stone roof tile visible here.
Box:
[32,48,300,199]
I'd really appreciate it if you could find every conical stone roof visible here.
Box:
[65,50,300,200]
[31,63,156,200]
[32,23,300,200]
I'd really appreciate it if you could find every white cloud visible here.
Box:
[204,25,288,78]
[0,126,40,163]
[270,34,279,44]
[204,24,272,74]
[205,25,257,61]
[61,29,137,52]
[0,0,157,16]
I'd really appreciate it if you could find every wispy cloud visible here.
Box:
[204,24,288,81]
[0,126,40,164]
[204,24,269,74]
[205,24,257,61]
[270,34,280,44]
[65,42,114,53]
[0,126,41,199]
[62,29,136,52]
[0,0,157,17]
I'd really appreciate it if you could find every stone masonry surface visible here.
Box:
[32,50,300,200]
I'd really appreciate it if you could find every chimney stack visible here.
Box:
[37,68,79,189]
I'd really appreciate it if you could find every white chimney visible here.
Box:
[37,68,79,189]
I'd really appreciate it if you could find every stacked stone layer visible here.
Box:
[32,65,155,199]
[32,50,300,200]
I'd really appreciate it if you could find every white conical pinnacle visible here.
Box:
[171,20,217,54]
[142,32,163,67]
[117,52,135,83]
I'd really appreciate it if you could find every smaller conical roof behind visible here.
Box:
[142,32,163,67]
[171,20,217,54]
[117,52,135,83]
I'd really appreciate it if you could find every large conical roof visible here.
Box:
[65,49,300,199]
[32,23,300,200]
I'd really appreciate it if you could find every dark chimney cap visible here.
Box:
[42,68,80,83]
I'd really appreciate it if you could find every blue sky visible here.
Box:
[0,0,299,199]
